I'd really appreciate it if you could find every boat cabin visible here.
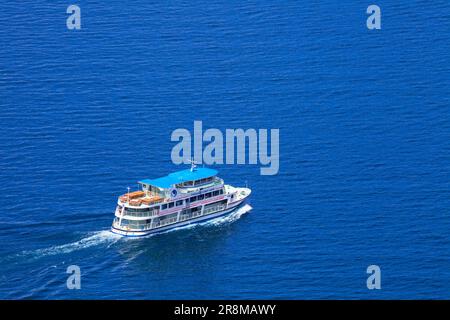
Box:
[138,167,220,199]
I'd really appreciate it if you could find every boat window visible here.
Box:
[194,179,204,186]
[176,200,183,206]
[124,207,149,213]
[160,212,177,221]
[162,204,168,210]
[169,202,174,208]
[190,196,197,202]
[198,194,204,200]
[219,189,224,195]
[213,190,219,196]
[205,192,211,198]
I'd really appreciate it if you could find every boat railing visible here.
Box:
[177,178,223,193]
[115,203,227,232]
[122,210,159,218]
[203,204,225,215]
[150,216,178,229]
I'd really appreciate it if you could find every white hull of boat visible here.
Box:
[111,199,246,237]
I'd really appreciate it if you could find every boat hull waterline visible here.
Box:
[111,199,248,237]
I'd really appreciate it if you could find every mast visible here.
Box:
[188,157,198,172]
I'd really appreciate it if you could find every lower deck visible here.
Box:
[111,199,246,237]
[113,199,229,232]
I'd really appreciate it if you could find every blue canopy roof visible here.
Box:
[139,167,218,189]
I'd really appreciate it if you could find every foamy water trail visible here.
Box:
[17,205,253,257]
[20,230,122,259]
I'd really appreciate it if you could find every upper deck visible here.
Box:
[139,167,218,189]
[118,167,222,207]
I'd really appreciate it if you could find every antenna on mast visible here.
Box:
[188,157,198,172]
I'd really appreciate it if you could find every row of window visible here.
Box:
[119,218,152,227]
[119,188,225,214]
[119,213,179,230]
[187,189,224,203]
[160,189,224,210]
[178,177,214,187]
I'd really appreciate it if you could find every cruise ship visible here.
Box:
[111,163,251,237]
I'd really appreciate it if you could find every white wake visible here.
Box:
[18,204,253,256]
[20,230,122,259]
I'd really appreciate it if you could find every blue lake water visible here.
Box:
[1,1,450,299]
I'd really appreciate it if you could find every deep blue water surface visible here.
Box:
[1,1,450,299]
